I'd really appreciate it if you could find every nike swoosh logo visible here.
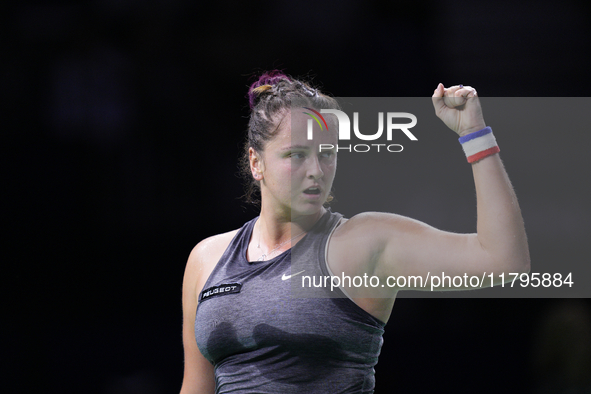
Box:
[282,270,306,281]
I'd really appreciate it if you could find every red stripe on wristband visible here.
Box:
[466,146,500,163]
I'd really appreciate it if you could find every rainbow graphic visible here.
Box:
[302,107,329,131]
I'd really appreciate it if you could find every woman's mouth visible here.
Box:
[303,187,321,195]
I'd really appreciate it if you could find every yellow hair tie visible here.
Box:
[251,85,273,95]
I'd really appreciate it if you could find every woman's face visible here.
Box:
[254,109,338,218]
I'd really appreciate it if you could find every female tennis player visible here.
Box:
[180,71,530,393]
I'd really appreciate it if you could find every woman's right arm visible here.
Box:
[180,241,216,394]
[180,232,238,394]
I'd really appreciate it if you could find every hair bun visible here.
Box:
[248,70,291,109]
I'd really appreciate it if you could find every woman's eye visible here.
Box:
[290,152,305,159]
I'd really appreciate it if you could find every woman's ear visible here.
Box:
[249,147,263,180]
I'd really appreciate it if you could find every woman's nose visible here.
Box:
[306,155,324,179]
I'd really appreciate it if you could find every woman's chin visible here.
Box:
[290,200,326,218]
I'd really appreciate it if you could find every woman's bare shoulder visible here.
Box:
[184,229,241,292]
[191,230,239,260]
[333,211,419,238]
[329,212,423,273]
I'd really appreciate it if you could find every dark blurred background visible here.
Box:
[4,0,591,393]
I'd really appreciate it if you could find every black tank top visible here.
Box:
[194,210,386,393]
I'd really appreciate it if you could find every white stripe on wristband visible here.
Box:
[458,127,500,163]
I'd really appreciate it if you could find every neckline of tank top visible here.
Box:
[244,209,334,264]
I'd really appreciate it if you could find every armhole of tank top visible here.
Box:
[324,218,351,300]
[196,223,252,309]
[323,217,386,327]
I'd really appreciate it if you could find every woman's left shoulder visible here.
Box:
[329,212,408,264]
[334,211,424,237]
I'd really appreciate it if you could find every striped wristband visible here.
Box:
[458,127,500,163]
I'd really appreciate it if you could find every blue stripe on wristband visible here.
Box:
[458,126,493,143]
